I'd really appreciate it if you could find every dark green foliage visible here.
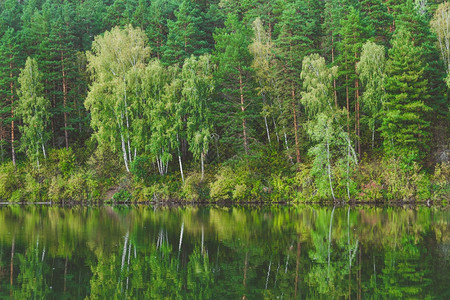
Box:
[0,0,447,203]
[381,29,431,162]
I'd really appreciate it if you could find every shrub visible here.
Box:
[182,172,209,201]
[130,156,152,182]
[0,162,21,201]
[112,189,132,203]
[209,166,235,200]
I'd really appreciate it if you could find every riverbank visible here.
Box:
[0,147,448,204]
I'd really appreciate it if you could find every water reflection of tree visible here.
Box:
[0,206,447,299]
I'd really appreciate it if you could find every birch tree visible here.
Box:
[357,41,386,149]
[182,54,214,180]
[85,25,150,172]
[301,54,357,201]
[16,57,51,168]
[430,2,450,86]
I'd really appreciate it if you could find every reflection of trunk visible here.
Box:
[178,221,184,252]
[64,256,68,293]
[265,258,272,290]
[348,207,352,299]
[121,231,129,272]
[201,225,205,255]
[294,239,301,298]
[243,251,248,298]
[358,243,362,300]
[274,261,280,288]
[327,206,335,282]
[285,245,291,273]
[10,236,15,288]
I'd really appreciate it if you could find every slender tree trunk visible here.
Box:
[354,58,360,157]
[178,154,184,183]
[346,75,350,133]
[10,58,16,167]
[201,151,205,181]
[120,133,130,172]
[347,144,351,201]
[272,117,280,142]
[291,87,301,164]
[332,36,338,108]
[61,50,69,149]
[177,135,184,183]
[239,70,249,155]
[260,87,271,144]
[326,134,336,201]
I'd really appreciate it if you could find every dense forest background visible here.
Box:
[0,0,448,202]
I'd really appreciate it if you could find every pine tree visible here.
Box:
[381,29,431,162]
[430,2,450,85]
[274,0,316,164]
[146,0,178,60]
[16,57,51,168]
[162,0,207,66]
[0,0,23,166]
[359,0,392,46]
[337,6,367,156]
[396,0,447,113]
[213,14,254,156]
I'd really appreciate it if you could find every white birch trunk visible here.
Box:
[201,152,205,181]
[120,133,130,172]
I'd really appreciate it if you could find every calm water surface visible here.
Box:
[0,205,448,299]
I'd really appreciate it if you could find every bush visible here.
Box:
[49,148,76,177]
[0,163,21,201]
[182,172,209,201]
[430,162,450,201]
[130,156,152,182]
[112,189,132,202]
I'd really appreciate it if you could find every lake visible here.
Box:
[0,205,448,299]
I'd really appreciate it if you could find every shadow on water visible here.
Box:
[0,204,448,299]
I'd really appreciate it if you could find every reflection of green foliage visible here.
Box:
[0,206,447,299]
[14,240,50,299]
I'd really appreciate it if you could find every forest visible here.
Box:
[0,0,448,203]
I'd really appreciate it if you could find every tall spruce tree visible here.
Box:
[213,14,254,156]
[163,0,207,66]
[337,6,367,156]
[274,0,316,164]
[381,29,431,162]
